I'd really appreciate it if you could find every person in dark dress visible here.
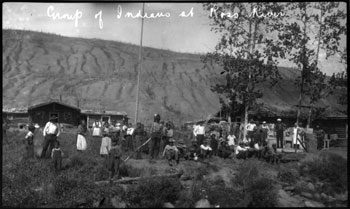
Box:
[314,125,326,150]
[108,139,123,181]
[150,114,162,159]
[24,125,35,159]
[51,141,64,171]
[132,122,144,159]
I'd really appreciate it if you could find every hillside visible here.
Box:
[2,29,345,124]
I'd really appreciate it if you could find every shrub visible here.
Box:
[53,174,78,197]
[299,152,347,194]
[278,166,299,184]
[127,177,182,207]
[246,177,278,207]
[69,155,85,168]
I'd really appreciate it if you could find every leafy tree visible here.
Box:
[271,2,346,127]
[202,3,283,141]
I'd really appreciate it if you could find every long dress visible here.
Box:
[100,136,112,155]
[92,122,102,137]
[77,125,87,151]
[292,127,301,145]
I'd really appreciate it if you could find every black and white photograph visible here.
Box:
[2,1,348,208]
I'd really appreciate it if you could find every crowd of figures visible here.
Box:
[13,113,327,181]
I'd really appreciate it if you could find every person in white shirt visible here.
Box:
[92,119,102,137]
[194,122,205,147]
[125,123,134,152]
[200,139,212,159]
[246,120,256,141]
[227,132,236,148]
[292,123,304,150]
[41,116,60,158]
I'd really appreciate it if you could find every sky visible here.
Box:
[2,2,347,75]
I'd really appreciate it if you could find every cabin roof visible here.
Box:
[28,101,80,111]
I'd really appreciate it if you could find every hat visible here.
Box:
[277,118,282,122]
[263,121,266,124]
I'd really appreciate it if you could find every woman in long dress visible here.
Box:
[92,119,102,137]
[77,120,88,152]
[100,128,112,158]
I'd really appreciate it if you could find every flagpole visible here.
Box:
[134,3,145,125]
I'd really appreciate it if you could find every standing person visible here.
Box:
[108,139,122,181]
[253,122,264,146]
[24,124,35,159]
[246,120,256,142]
[314,125,326,150]
[150,114,162,159]
[292,123,303,150]
[100,129,112,159]
[227,131,236,149]
[275,118,286,149]
[51,141,64,171]
[41,116,60,158]
[125,123,134,152]
[76,120,88,152]
[132,122,144,159]
[194,122,205,147]
[163,122,174,150]
[209,133,218,156]
[92,119,102,137]
[261,121,270,143]
[193,123,198,141]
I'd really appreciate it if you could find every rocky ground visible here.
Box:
[2,128,348,207]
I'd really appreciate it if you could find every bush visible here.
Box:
[127,177,182,207]
[278,166,299,184]
[299,152,347,194]
[246,177,278,207]
[53,174,78,197]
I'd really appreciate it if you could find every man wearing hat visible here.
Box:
[275,118,286,149]
[246,120,256,142]
[261,121,270,143]
[162,138,179,166]
[41,116,60,158]
[194,121,205,147]
[150,114,162,159]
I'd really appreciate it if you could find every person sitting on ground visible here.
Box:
[200,139,212,159]
[262,143,281,164]
[186,140,200,161]
[24,124,36,159]
[236,142,249,160]
[100,129,112,159]
[108,139,123,181]
[51,141,64,171]
[176,139,187,160]
[162,138,179,166]
[218,140,232,159]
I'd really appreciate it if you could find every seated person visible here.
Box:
[163,139,179,166]
[236,142,249,159]
[176,140,187,160]
[200,139,212,159]
[227,132,236,149]
[262,145,281,164]
[218,141,232,159]
[186,140,200,161]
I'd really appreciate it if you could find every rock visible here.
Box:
[304,200,325,207]
[321,193,328,199]
[284,186,295,191]
[76,198,87,206]
[111,196,126,208]
[334,193,347,202]
[315,181,324,188]
[301,192,313,199]
[327,196,336,202]
[306,182,316,192]
[195,199,211,208]
[163,202,175,208]
[275,184,283,190]
[313,193,321,200]
[277,189,304,207]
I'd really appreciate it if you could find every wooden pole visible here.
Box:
[134,3,145,125]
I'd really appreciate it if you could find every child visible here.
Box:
[51,141,64,171]
[186,140,200,161]
[24,125,35,159]
[163,139,179,166]
[108,139,123,181]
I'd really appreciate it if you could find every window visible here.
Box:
[63,112,73,122]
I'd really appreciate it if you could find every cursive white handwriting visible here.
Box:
[47,5,82,27]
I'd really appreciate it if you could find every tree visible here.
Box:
[202,3,283,141]
[271,2,346,127]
